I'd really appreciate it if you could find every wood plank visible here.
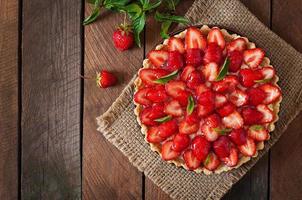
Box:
[83,5,143,200]
[21,0,82,199]
[0,0,19,199]
[270,0,302,199]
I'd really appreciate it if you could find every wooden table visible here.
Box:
[1,0,301,199]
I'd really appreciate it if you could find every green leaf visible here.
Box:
[213,128,232,135]
[186,95,195,115]
[154,11,189,24]
[250,125,264,131]
[132,13,146,47]
[103,0,130,10]
[215,58,230,81]
[139,0,149,6]
[83,7,101,25]
[154,115,172,123]
[204,154,211,166]
[160,21,172,39]
[254,78,272,83]
[153,70,178,84]
[123,3,142,20]
[163,0,180,10]
[144,0,162,11]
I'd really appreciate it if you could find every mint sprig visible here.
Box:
[154,115,172,123]
[215,58,230,81]
[186,95,195,115]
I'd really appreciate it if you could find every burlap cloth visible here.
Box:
[96,0,302,199]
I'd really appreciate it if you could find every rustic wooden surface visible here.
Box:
[0,0,301,199]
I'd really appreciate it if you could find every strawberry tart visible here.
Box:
[133,25,282,174]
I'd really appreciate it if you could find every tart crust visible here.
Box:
[134,25,282,174]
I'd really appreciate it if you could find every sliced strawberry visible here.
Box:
[185,48,203,66]
[140,107,159,126]
[158,119,178,138]
[179,118,199,135]
[259,83,281,104]
[203,152,221,171]
[229,89,248,107]
[147,103,165,119]
[186,71,203,89]
[226,38,246,52]
[243,48,265,68]
[175,90,191,106]
[247,87,266,106]
[164,100,183,117]
[239,68,263,87]
[204,113,221,127]
[238,137,256,157]
[228,128,247,145]
[172,133,190,152]
[256,104,274,123]
[146,86,168,103]
[185,27,207,50]
[197,90,215,105]
[134,88,152,106]
[213,136,231,158]
[147,50,169,68]
[202,62,219,81]
[139,68,169,86]
[181,65,196,81]
[248,125,269,141]
[228,50,243,72]
[203,43,223,65]
[166,51,184,71]
[212,75,239,93]
[220,147,238,167]
[165,80,186,98]
[146,126,164,143]
[183,149,202,170]
[168,37,185,54]
[259,66,276,80]
[207,27,225,49]
[242,107,264,125]
[222,111,244,129]
[195,84,210,97]
[217,102,236,117]
[191,136,211,161]
[201,124,219,142]
[197,104,214,117]
[161,140,181,160]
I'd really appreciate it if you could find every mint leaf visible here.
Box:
[154,70,178,84]
[132,13,146,47]
[204,154,211,165]
[144,0,162,11]
[250,125,263,131]
[215,58,230,81]
[160,21,172,39]
[123,3,142,20]
[213,128,232,135]
[187,96,195,115]
[155,11,189,24]
[154,115,172,123]
[83,7,101,25]
[254,78,272,83]
[103,0,130,9]
[163,0,180,10]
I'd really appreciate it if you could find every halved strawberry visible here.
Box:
[248,125,269,141]
[217,102,236,117]
[220,147,238,167]
[158,119,178,138]
[147,50,169,68]
[258,66,275,80]
[212,75,239,93]
[259,83,281,104]
[256,104,274,123]
[226,38,247,52]
[139,68,169,86]
[166,51,184,71]
[241,107,263,125]
[185,48,203,66]
[247,87,266,106]
[183,149,202,170]
[197,103,214,117]
[185,27,207,50]
[146,86,168,103]
[202,62,219,81]
[203,152,221,171]
[175,90,191,106]
[239,68,263,87]
[165,80,186,98]
[207,27,225,49]
[179,118,199,135]
[140,107,159,126]
[191,136,211,161]
[195,84,210,97]
[228,50,243,72]
[181,65,196,81]
[197,90,215,105]
[186,71,203,89]
[172,133,190,152]
[134,88,152,106]
[213,136,231,158]
[228,128,247,145]
[147,126,164,143]
[201,123,219,142]
[238,137,256,157]
[161,140,181,160]
[229,89,248,107]
[147,103,165,119]
[203,43,223,65]
[222,111,244,129]
[168,37,185,54]
[204,113,221,127]
[243,48,265,68]
[164,100,183,117]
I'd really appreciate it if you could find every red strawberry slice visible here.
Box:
[179,118,199,135]
[229,89,248,107]
[185,27,207,50]
[185,48,204,66]
[165,80,186,98]
[203,152,221,171]
[166,51,184,71]
[247,87,266,106]
[221,147,238,167]
[183,149,202,170]
[259,66,275,80]
[140,107,159,126]
[147,103,165,119]
[147,126,164,143]
[161,140,181,160]
[248,125,269,141]
[201,124,219,142]
[195,84,210,97]
[228,128,247,145]
[202,62,219,81]
[222,111,244,129]
[158,119,178,138]
[197,103,214,117]
[256,104,274,123]
[226,38,247,52]
[197,90,215,105]
[172,133,190,152]
[213,136,232,158]
[238,137,256,157]
[228,50,243,72]
[191,136,211,161]
[243,48,265,68]
[186,71,203,89]
[242,107,264,125]
[203,43,223,65]
[139,68,169,86]
[205,113,221,127]
[181,65,196,81]
[147,50,169,68]
[164,100,183,117]
[134,88,152,106]
[168,37,185,54]
[207,27,225,49]
[259,83,281,104]
[239,68,263,87]
[217,102,236,117]
[146,86,168,103]
[212,75,239,93]
[175,90,191,106]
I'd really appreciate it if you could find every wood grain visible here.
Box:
[21,0,82,199]
[83,5,144,200]
[0,0,19,199]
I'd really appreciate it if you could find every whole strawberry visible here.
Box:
[96,70,117,88]
[113,24,134,51]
